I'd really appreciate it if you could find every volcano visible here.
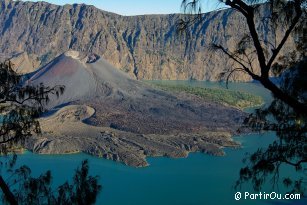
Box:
[25,50,246,166]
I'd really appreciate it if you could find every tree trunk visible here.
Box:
[0,175,18,205]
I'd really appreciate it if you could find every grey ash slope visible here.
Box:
[28,51,245,135]
[0,0,295,81]
[25,51,246,166]
[27,50,143,108]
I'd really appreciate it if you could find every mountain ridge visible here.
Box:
[0,0,295,81]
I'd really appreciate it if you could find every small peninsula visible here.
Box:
[23,51,251,167]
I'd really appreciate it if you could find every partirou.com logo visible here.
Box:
[234,192,301,201]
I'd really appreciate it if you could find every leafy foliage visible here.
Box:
[181,0,307,195]
[180,0,307,113]
[149,81,263,109]
[1,157,101,205]
[0,61,101,204]
[0,61,64,154]
[236,58,307,194]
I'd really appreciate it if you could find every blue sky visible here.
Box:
[22,0,223,16]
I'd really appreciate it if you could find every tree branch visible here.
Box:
[226,67,246,88]
[281,158,307,167]
[266,4,302,69]
[225,0,249,16]
[213,44,261,80]
[0,176,18,205]
[225,0,268,77]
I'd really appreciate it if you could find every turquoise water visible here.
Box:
[14,134,305,205]
[2,81,306,205]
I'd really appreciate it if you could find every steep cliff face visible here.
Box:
[0,0,294,81]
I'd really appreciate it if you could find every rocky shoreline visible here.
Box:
[25,105,241,167]
[22,52,247,167]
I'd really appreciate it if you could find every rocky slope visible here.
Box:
[23,51,246,166]
[26,105,240,167]
[27,50,245,135]
[0,0,294,81]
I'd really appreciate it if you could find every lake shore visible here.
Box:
[25,104,242,167]
[23,81,266,168]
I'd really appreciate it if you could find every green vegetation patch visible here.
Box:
[148,82,263,110]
